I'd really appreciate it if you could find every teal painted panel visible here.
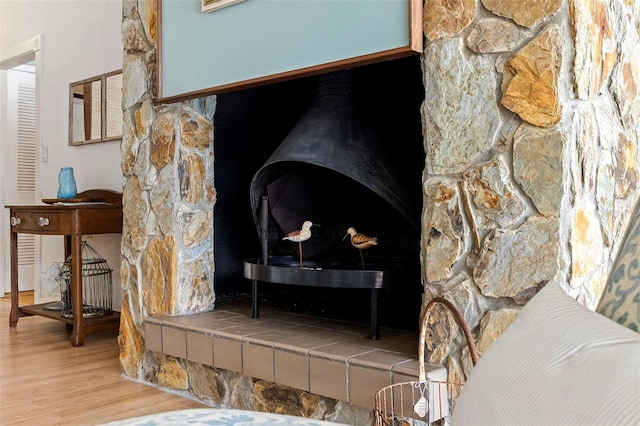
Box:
[161,0,411,98]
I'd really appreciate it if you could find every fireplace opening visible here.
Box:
[214,55,425,331]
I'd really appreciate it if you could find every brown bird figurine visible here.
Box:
[344,227,378,250]
[344,227,378,269]
[283,221,315,268]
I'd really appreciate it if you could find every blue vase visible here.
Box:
[57,167,77,199]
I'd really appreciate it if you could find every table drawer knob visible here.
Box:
[10,217,21,226]
[38,217,50,226]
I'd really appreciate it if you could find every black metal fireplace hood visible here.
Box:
[249,70,418,260]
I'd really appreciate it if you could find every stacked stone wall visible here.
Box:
[421,0,639,381]
[119,0,639,422]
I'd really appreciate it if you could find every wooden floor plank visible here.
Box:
[0,299,206,425]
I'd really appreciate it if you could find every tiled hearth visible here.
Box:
[145,297,445,409]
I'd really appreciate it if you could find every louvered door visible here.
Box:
[4,65,37,291]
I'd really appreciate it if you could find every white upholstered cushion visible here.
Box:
[451,282,640,426]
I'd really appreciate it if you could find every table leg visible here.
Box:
[64,235,71,260]
[70,231,85,346]
[252,280,260,318]
[370,288,379,340]
[9,229,19,327]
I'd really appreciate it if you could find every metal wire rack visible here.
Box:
[58,241,113,318]
[374,297,479,425]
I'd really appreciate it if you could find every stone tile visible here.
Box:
[274,349,309,391]
[349,350,415,370]
[211,323,271,339]
[309,357,347,401]
[255,309,300,320]
[170,316,216,330]
[392,372,419,385]
[215,296,251,307]
[220,315,267,325]
[242,342,274,381]
[379,339,418,356]
[162,326,186,358]
[361,330,419,355]
[345,334,413,353]
[162,314,210,327]
[218,307,253,316]
[310,319,367,332]
[391,359,446,381]
[213,336,242,373]
[274,334,341,353]
[199,310,245,320]
[264,319,312,330]
[186,331,213,366]
[242,328,300,346]
[145,317,163,325]
[147,303,431,408]
[309,342,374,362]
[271,323,313,336]
[427,365,448,382]
[151,314,177,324]
[302,327,361,344]
[183,319,241,334]
[158,311,234,333]
[391,359,420,377]
[335,323,372,336]
[275,315,324,325]
[348,364,391,409]
[144,322,162,353]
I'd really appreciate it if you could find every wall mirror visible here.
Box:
[69,69,122,145]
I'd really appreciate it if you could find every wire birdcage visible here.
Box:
[374,298,479,425]
[58,241,113,318]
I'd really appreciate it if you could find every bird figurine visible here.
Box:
[344,227,378,269]
[344,227,378,249]
[283,221,315,268]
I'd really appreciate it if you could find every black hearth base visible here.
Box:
[244,256,396,339]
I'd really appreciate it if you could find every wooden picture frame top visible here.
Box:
[157,0,423,104]
[202,0,244,13]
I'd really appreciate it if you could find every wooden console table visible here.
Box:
[6,189,123,346]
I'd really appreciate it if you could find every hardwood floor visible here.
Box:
[0,295,206,425]
[2,291,35,306]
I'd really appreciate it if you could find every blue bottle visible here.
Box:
[57,167,77,199]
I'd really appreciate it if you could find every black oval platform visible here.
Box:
[244,256,406,339]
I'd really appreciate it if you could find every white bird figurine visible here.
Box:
[344,227,378,269]
[283,221,315,268]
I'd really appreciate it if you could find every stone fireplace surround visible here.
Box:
[119,0,639,423]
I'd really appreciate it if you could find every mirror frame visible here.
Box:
[68,69,122,146]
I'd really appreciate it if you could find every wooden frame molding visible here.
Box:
[155,0,423,104]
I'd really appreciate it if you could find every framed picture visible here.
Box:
[202,0,244,13]
[158,0,422,103]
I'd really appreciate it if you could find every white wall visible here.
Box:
[0,0,124,309]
